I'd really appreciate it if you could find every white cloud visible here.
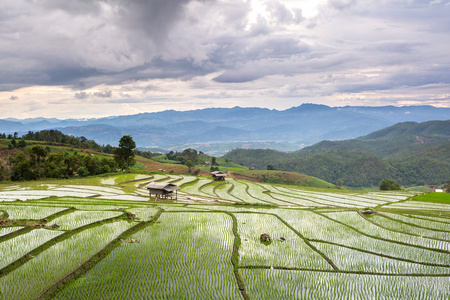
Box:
[0,0,448,118]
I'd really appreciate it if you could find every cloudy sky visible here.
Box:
[1,0,449,119]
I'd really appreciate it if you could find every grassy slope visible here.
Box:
[231,170,337,189]
[412,193,450,204]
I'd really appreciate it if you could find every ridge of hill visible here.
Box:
[290,120,450,159]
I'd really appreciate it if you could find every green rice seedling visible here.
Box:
[369,214,450,240]
[369,192,415,201]
[60,185,126,195]
[52,212,242,300]
[386,201,450,211]
[278,210,450,265]
[0,192,54,201]
[126,207,160,221]
[58,204,125,211]
[95,194,149,202]
[326,211,450,252]
[175,175,198,186]
[244,183,289,206]
[0,185,21,191]
[235,213,333,270]
[270,186,352,207]
[241,269,450,299]
[186,205,274,213]
[0,227,23,237]
[0,205,67,220]
[314,192,388,207]
[403,214,450,223]
[199,180,221,197]
[213,182,241,203]
[181,178,211,195]
[225,179,262,204]
[0,229,63,269]
[50,210,123,230]
[0,221,134,300]
[98,174,153,185]
[311,241,450,274]
[155,204,209,212]
[267,190,327,207]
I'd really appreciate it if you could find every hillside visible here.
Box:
[291,120,450,159]
[230,170,337,189]
[223,121,450,188]
[0,131,193,181]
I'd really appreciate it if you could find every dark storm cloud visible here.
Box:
[0,0,202,91]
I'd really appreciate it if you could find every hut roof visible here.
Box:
[145,182,180,192]
[211,171,227,176]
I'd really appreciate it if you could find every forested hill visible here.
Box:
[0,130,116,181]
[290,120,450,159]
[360,120,450,140]
[222,120,450,188]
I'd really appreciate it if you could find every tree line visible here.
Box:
[0,133,138,182]
[222,148,450,188]
[1,130,103,151]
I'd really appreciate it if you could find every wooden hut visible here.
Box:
[145,181,180,200]
[211,171,227,181]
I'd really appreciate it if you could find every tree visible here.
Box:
[446,182,450,193]
[182,148,198,164]
[186,159,195,173]
[30,145,47,179]
[336,178,344,188]
[267,164,276,170]
[379,179,401,191]
[17,139,27,149]
[114,135,136,170]
[103,144,114,154]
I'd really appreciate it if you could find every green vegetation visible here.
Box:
[0,174,448,298]
[232,170,337,188]
[223,121,450,188]
[113,135,136,171]
[412,193,450,204]
[379,179,401,191]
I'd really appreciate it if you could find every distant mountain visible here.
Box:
[1,104,448,152]
[0,119,26,132]
[222,120,450,188]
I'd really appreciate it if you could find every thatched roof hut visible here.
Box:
[145,181,180,200]
[211,171,227,181]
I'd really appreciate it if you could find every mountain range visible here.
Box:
[1,104,449,153]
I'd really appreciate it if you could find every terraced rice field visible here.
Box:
[0,173,448,299]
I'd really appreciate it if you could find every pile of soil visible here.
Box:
[260,233,272,243]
